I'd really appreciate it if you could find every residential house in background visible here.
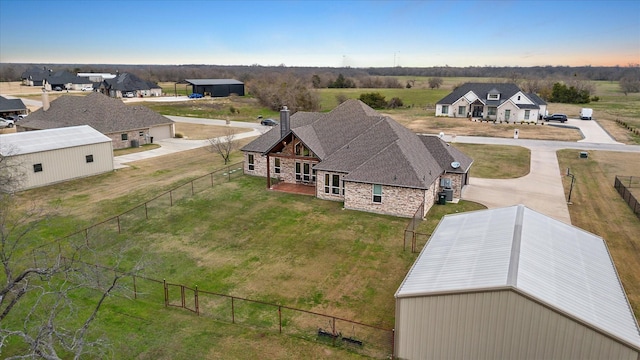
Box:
[0,95,28,118]
[436,83,547,122]
[17,92,174,149]
[241,100,472,218]
[99,72,162,98]
[20,67,92,90]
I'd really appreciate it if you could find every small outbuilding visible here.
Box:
[184,79,245,97]
[0,125,114,191]
[394,205,640,359]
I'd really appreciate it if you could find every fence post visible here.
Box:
[145,202,148,220]
[133,275,137,299]
[117,215,121,234]
[278,306,282,334]
[211,173,214,187]
[231,297,235,323]
[191,181,194,196]
[170,191,173,206]
[195,285,199,316]
[181,285,185,308]
[163,279,168,307]
[332,317,337,346]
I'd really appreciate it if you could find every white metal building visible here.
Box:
[394,205,640,360]
[0,126,113,191]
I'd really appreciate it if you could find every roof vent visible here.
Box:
[451,161,461,169]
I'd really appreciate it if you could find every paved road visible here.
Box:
[117,115,640,225]
[113,116,271,169]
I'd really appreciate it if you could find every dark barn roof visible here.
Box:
[184,79,244,86]
[0,96,27,112]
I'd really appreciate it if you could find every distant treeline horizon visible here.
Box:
[1,62,638,84]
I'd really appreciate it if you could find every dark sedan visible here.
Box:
[261,118,278,126]
[544,114,568,123]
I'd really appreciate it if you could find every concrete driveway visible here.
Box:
[448,120,640,224]
[113,116,271,169]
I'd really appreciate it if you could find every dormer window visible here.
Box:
[487,93,500,100]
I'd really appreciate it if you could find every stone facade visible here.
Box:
[243,151,268,177]
[107,128,151,150]
[344,181,428,218]
[438,173,467,198]
[316,170,345,202]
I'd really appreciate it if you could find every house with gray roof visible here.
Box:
[436,83,547,122]
[241,100,473,218]
[0,96,28,118]
[99,72,162,98]
[17,92,174,149]
[395,204,640,359]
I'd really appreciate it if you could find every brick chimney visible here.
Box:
[280,105,290,139]
[42,88,50,111]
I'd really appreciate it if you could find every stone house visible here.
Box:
[241,100,473,218]
[436,83,547,122]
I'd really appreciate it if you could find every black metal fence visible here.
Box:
[30,162,395,358]
[614,175,640,219]
[404,201,429,253]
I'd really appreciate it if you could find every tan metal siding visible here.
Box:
[17,142,113,190]
[395,290,639,360]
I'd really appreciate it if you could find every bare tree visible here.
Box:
[207,128,238,165]
[0,153,144,358]
[428,77,444,89]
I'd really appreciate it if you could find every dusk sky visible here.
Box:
[1,0,639,68]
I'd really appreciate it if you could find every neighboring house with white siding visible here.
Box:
[17,92,174,149]
[0,126,113,191]
[394,205,640,360]
[241,100,473,218]
[436,83,547,122]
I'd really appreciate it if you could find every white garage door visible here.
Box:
[149,124,173,141]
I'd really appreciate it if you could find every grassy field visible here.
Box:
[557,150,640,320]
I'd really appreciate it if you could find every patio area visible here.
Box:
[270,182,316,196]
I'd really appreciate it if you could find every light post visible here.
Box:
[566,168,576,204]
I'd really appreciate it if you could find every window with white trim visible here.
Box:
[274,158,280,173]
[324,174,330,193]
[441,105,449,114]
[332,174,340,195]
[524,110,530,120]
[372,184,382,203]
[458,106,466,116]
[295,162,301,181]
[121,133,128,141]
[488,107,497,116]
[248,154,254,170]
[488,93,499,100]
[504,109,511,121]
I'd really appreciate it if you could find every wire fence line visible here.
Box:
[403,201,430,253]
[614,175,640,219]
[25,162,395,358]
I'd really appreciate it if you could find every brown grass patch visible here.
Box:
[174,122,252,140]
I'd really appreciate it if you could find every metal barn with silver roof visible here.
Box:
[0,125,113,191]
[394,204,640,359]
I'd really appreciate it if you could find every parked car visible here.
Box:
[580,108,593,120]
[261,118,278,126]
[18,114,28,120]
[123,92,135,98]
[0,118,15,128]
[544,114,568,123]
[4,115,18,122]
[54,86,62,91]
[188,93,203,99]
[81,86,93,91]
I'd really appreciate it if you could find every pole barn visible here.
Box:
[0,126,114,191]
[184,79,245,97]
[394,205,640,360]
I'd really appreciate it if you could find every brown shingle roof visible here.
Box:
[17,92,172,133]
[242,99,472,189]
